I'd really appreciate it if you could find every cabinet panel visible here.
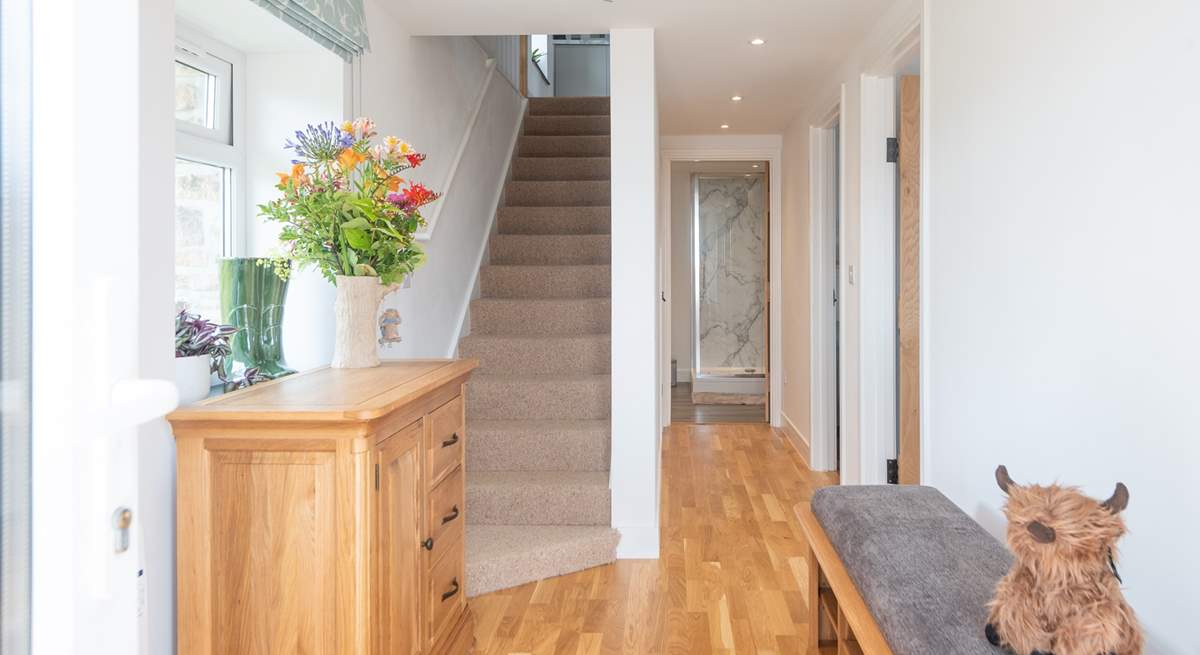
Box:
[427,395,464,485]
[375,422,424,655]
[209,450,337,654]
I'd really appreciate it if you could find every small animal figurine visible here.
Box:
[378,309,402,346]
[986,465,1143,655]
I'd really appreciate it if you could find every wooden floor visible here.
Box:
[671,383,767,424]
[471,422,839,654]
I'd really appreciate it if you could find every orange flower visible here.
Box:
[291,163,306,178]
[386,176,402,192]
[276,172,291,185]
[337,148,366,171]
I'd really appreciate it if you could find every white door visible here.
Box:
[31,0,178,653]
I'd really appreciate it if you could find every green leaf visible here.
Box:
[341,217,370,230]
[343,227,372,250]
[354,263,378,276]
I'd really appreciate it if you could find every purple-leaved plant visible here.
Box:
[174,308,238,380]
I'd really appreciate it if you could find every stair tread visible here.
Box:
[469,470,608,488]
[470,372,610,382]
[467,524,619,560]
[470,418,609,431]
[465,524,619,596]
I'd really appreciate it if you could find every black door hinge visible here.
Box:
[374,463,380,490]
[886,459,899,484]
[886,137,899,163]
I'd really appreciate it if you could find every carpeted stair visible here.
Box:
[460,95,619,597]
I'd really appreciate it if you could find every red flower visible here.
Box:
[406,153,426,168]
[386,182,439,211]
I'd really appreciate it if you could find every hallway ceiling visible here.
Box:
[383,0,897,134]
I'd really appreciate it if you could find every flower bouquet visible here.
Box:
[259,118,439,368]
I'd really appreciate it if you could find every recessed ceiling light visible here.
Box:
[720,124,730,129]
[751,164,759,168]
[749,38,766,46]
[731,95,743,102]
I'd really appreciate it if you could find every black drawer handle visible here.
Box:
[441,578,460,602]
[441,433,459,448]
[441,505,460,525]
[422,537,434,551]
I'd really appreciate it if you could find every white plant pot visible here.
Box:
[175,354,212,405]
[331,275,402,369]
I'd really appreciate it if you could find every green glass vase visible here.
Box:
[219,257,295,379]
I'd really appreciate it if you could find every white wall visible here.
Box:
[354,5,526,359]
[243,51,345,371]
[923,3,1200,652]
[609,28,661,559]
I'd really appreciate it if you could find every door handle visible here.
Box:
[441,433,459,448]
[441,505,460,525]
[441,578,460,602]
[422,537,434,551]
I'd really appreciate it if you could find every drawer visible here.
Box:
[427,395,464,484]
[426,467,464,547]
[427,533,465,647]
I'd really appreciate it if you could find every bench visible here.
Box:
[796,486,1013,655]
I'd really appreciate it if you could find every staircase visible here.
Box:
[460,96,619,597]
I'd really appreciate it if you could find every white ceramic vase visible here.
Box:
[174,354,212,405]
[331,275,402,369]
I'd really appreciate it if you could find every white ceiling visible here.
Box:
[383,0,897,134]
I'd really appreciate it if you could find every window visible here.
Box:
[174,28,243,323]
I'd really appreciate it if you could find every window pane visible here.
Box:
[1,0,33,648]
[174,61,214,128]
[175,158,227,321]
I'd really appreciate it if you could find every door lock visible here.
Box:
[112,507,133,554]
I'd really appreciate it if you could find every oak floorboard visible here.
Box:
[473,423,839,654]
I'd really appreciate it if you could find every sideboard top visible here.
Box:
[167,359,478,424]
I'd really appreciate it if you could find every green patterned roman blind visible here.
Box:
[250,0,370,61]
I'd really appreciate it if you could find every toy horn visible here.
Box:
[1101,482,1130,513]
[995,465,1015,494]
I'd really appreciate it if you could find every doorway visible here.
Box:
[669,160,769,424]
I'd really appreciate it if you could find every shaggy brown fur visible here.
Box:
[986,466,1143,655]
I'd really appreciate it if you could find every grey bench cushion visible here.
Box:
[811,486,1012,655]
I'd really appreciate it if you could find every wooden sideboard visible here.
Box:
[168,359,478,655]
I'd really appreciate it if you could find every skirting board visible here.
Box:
[615,524,659,559]
[780,412,812,469]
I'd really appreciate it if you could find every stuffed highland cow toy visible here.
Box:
[985,465,1143,655]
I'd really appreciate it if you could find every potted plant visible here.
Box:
[174,308,237,404]
[259,118,439,368]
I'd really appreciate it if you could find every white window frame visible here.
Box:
[174,22,247,256]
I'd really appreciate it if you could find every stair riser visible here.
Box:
[490,235,610,265]
[524,115,610,136]
[467,483,611,526]
[480,266,610,299]
[519,136,610,157]
[460,336,610,374]
[469,300,610,335]
[527,97,611,116]
[497,207,610,235]
[504,181,609,207]
[512,157,610,181]
[467,427,610,472]
[467,378,610,420]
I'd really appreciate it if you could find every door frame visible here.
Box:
[807,17,921,484]
[809,103,841,472]
[658,135,784,428]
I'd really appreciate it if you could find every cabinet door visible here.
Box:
[207,449,338,654]
[375,422,423,655]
